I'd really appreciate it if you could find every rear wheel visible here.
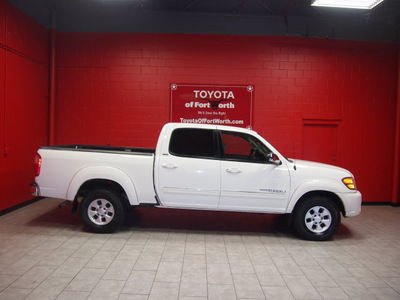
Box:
[293,196,341,241]
[79,190,125,233]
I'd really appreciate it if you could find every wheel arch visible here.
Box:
[292,190,345,216]
[66,166,139,206]
[76,179,130,207]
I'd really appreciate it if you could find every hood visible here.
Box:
[291,159,353,178]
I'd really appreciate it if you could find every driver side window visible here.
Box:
[221,131,270,163]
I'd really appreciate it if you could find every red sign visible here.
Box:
[170,84,254,129]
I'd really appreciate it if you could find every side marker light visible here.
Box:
[342,177,356,190]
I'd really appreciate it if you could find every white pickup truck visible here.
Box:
[32,123,361,241]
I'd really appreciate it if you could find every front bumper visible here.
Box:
[339,191,362,217]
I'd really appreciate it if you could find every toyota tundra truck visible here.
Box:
[32,123,361,240]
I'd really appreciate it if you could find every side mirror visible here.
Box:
[267,153,282,165]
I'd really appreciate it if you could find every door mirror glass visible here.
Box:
[267,153,281,165]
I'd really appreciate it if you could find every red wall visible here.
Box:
[0,1,398,211]
[56,33,398,203]
[0,0,49,211]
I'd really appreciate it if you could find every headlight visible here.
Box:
[342,177,356,190]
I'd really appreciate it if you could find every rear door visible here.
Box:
[156,128,221,209]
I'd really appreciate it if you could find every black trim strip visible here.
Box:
[362,202,398,207]
[0,197,44,216]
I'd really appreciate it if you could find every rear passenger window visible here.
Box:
[169,128,216,158]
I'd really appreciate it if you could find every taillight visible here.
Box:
[34,153,42,177]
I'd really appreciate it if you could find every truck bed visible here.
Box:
[36,145,156,204]
[40,145,155,155]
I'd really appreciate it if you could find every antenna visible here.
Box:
[292,133,297,170]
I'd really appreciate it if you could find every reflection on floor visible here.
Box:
[0,198,399,299]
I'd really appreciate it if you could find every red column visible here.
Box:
[48,26,56,145]
[392,45,400,205]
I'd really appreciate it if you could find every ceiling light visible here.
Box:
[311,0,385,9]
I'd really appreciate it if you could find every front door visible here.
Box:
[218,131,290,213]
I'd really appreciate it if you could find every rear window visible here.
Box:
[169,128,216,158]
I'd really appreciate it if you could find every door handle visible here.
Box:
[226,168,242,174]
[162,163,178,169]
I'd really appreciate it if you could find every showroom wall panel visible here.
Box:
[56,33,398,203]
[56,66,110,145]
[0,49,4,160]
[0,0,398,210]
[0,0,48,211]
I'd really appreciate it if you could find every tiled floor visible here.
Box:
[0,198,400,300]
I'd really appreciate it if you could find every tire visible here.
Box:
[79,189,125,233]
[293,196,341,241]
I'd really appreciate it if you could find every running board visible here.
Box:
[58,200,71,208]
[139,203,157,208]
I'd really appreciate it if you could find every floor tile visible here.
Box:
[25,277,71,300]
[207,263,233,285]
[1,199,400,300]
[208,284,237,299]
[86,250,118,269]
[206,251,229,264]
[261,285,294,300]
[0,274,19,291]
[232,274,264,299]
[87,279,125,300]
[382,277,400,293]
[115,244,142,261]
[283,275,322,299]
[273,257,303,276]
[10,265,56,289]
[118,295,148,300]
[50,256,90,278]
[254,264,285,286]
[315,286,350,300]
[134,252,162,271]
[347,266,388,288]
[55,291,90,300]
[0,255,44,276]
[155,261,182,283]
[161,246,185,262]
[149,282,180,300]
[122,270,155,295]
[0,287,32,300]
[180,272,207,297]
[333,276,378,300]
[300,265,337,287]
[103,259,136,281]
[65,267,105,292]
[368,287,400,300]
[183,254,206,274]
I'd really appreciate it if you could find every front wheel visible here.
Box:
[79,190,125,233]
[293,196,341,241]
